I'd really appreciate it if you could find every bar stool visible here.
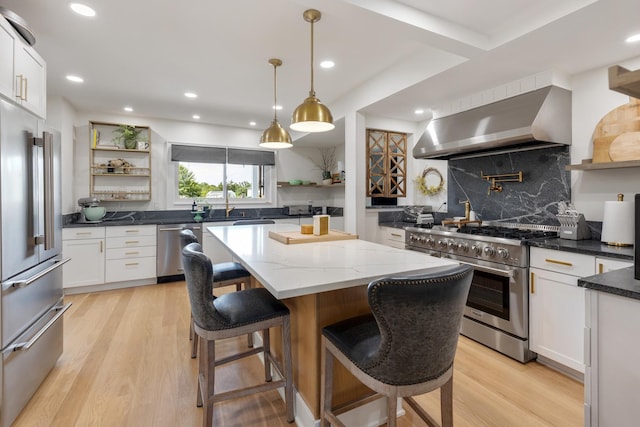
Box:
[320,264,473,427]
[181,242,294,426]
[180,229,252,357]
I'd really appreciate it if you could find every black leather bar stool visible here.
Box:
[320,264,473,427]
[180,229,252,357]
[181,242,294,426]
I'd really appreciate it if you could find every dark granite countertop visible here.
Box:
[64,207,343,228]
[527,238,634,261]
[579,267,640,301]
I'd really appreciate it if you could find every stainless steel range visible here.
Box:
[405,223,558,363]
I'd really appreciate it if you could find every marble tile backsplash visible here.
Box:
[447,146,571,226]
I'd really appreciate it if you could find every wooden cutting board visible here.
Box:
[609,131,640,161]
[268,229,358,244]
[591,97,640,163]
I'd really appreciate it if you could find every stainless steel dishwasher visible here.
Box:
[157,223,203,281]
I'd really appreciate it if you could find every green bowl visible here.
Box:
[301,180,311,185]
[288,179,302,185]
[83,206,106,221]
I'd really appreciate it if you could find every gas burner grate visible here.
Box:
[456,225,558,241]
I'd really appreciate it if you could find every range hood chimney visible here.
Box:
[413,85,571,159]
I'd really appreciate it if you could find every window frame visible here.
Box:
[168,143,276,208]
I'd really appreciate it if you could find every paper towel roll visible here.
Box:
[601,200,635,246]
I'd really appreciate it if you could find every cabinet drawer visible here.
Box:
[106,246,156,260]
[381,227,405,243]
[106,235,156,249]
[106,257,156,282]
[106,225,156,238]
[63,227,105,240]
[530,247,594,277]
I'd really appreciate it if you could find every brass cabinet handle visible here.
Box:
[544,258,573,267]
[125,230,140,233]
[598,263,604,274]
[75,231,92,236]
[390,233,402,237]
[100,240,103,253]
[125,240,140,244]
[125,251,139,255]
[125,262,139,267]
[530,272,535,294]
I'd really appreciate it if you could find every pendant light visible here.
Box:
[290,9,334,133]
[260,58,293,148]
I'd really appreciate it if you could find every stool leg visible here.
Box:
[387,394,398,427]
[196,336,203,407]
[282,316,294,423]
[320,338,333,427]
[441,377,453,427]
[263,328,272,382]
[189,313,194,341]
[202,338,215,427]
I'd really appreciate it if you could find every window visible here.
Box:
[170,144,274,204]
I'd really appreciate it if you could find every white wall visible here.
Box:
[570,55,640,220]
[50,105,347,215]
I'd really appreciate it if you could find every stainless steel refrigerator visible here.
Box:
[0,99,69,426]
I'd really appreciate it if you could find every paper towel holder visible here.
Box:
[602,193,634,246]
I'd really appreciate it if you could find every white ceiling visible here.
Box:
[2,0,640,145]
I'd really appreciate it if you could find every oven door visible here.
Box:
[442,254,528,339]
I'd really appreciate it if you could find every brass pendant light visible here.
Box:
[290,9,334,133]
[260,58,292,148]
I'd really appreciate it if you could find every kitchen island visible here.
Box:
[207,223,457,426]
[578,267,640,427]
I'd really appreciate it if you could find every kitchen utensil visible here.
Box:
[608,132,640,161]
[82,206,106,221]
[556,207,591,240]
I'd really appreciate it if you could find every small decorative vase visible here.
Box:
[124,138,137,149]
[322,171,332,180]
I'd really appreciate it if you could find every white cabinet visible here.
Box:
[202,222,234,263]
[529,247,594,374]
[0,17,16,100]
[595,256,633,274]
[105,225,156,283]
[379,226,405,249]
[62,228,106,289]
[0,15,46,117]
[14,42,46,117]
[586,290,640,427]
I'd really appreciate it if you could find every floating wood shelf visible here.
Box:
[566,159,640,170]
[277,181,344,188]
[609,66,640,99]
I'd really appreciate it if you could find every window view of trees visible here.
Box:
[178,164,251,198]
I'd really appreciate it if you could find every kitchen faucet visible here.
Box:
[225,192,235,218]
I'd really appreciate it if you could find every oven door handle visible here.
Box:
[454,259,513,278]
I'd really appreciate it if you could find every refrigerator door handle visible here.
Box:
[33,131,55,250]
[6,302,72,352]
[2,258,70,290]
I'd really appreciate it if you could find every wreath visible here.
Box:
[415,167,445,196]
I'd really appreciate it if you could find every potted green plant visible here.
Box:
[112,124,144,149]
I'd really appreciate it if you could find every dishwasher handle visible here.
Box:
[159,226,202,232]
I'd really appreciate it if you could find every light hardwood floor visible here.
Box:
[13,282,583,427]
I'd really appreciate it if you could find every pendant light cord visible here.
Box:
[273,62,278,121]
[309,18,315,97]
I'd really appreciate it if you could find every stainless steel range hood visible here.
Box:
[413,85,571,159]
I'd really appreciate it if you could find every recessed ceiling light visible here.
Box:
[626,33,640,43]
[66,74,84,83]
[273,105,283,111]
[414,109,425,115]
[192,114,200,119]
[124,106,133,112]
[249,121,257,126]
[184,92,198,98]
[70,3,96,17]
[320,60,335,69]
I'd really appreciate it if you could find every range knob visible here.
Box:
[457,242,469,252]
[447,240,457,249]
[438,239,447,249]
[409,234,417,242]
[426,237,435,247]
[497,248,509,259]
[483,246,496,256]
[471,244,482,255]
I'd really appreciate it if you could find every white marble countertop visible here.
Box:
[208,223,458,299]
